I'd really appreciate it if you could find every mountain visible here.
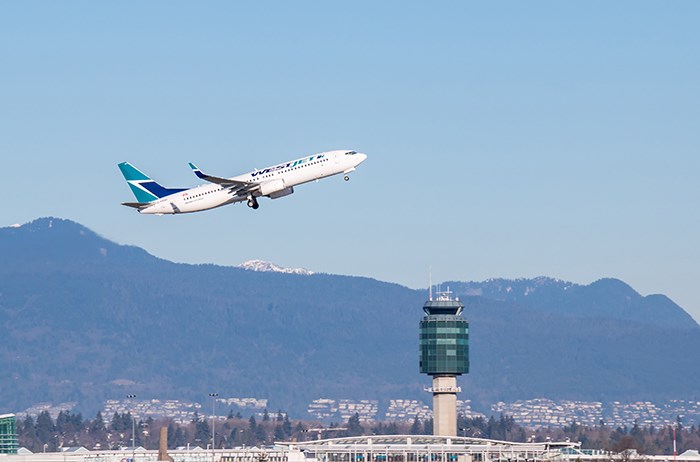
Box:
[0,217,699,418]
[237,259,314,275]
[443,277,697,330]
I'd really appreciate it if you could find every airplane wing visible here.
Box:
[188,163,254,188]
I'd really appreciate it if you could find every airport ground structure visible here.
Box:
[0,414,18,455]
[1,435,699,462]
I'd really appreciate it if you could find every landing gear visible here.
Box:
[344,175,350,181]
[247,197,260,209]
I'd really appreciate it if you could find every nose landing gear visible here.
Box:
[344,175,350,181]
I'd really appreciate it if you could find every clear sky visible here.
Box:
[2,2,699,323]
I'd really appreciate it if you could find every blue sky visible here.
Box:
[2,1,699,322]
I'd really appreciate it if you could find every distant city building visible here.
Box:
[307,399,378,422]
[493,398,604,428]
[385,399,433,421]
[492,399,700,429]
[218,397,268,412]
[104,399,202,424]
[0,413,18,454]
[338,400,378,421]
[21,402,76,419]
[457,400,486,420]
[101,397,269,424]
[307,399,339,420]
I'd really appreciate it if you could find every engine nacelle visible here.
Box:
[269,186,294,199]
[259,179,286,196]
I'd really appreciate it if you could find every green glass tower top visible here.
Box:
[419,291,469,376]
[0,414,18,454]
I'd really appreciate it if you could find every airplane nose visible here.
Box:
[356,153,368,164]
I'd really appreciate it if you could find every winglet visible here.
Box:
[189,162,207,180]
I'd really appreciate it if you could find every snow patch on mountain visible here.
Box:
[237,259,314,275]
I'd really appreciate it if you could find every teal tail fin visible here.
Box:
[118,162,186,202]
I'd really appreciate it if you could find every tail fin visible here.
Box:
[118,162,186,202]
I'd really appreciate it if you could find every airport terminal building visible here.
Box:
[0,434,698,462]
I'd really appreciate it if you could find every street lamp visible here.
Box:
[209,393,219,462]
[126,394,137,462]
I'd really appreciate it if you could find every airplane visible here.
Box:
[118,149,367,215]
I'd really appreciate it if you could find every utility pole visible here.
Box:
[209,393,219,462]
[126,394,137,462]
[673,424,677,462]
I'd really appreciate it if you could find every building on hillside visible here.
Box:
[0,413,18,454]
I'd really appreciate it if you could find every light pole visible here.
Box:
[209,393,219,462]
[126,394,137,462]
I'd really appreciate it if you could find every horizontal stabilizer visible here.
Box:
[121,202,151,209]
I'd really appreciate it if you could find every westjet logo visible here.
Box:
[250,154,325,177]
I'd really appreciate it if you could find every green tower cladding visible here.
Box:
[0,414,18,454]
[419,290,469,436]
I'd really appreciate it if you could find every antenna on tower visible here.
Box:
[429,266,433,301]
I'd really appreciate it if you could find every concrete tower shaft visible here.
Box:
[429,376,461,436]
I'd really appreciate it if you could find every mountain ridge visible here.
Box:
[1,217,698,417]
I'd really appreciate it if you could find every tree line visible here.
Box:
[16,410,700,455]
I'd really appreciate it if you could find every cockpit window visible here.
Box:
[345,151,357,155]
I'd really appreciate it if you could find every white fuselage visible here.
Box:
[139,150,366,214]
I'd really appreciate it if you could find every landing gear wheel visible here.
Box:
[344,175,350,181]
[247,197,260,209]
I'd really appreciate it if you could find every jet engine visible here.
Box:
[259,179,286,196]
[269,186,294,199]
[259,179,294,199]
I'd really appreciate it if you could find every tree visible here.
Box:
[36,411,55,444]
[410,417,422,435]
[167,423,177,449]
[90,412,106,434]
[173,426,188,448]
[262,409,270,422]
[282,415,292,437]
[19,415,39,452]
[612,435,639,454]
[294,422,306,441]
[56,411,81,435]
[246,416,258,446]
[347,413,363,437]
[248,416,257,433]
[423,418,433,435]
[230,427,243,446]
[255,423,268,444]
[111,412,131,432]
[194,418,211,446]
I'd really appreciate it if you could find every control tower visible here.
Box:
[419,289,469,436]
